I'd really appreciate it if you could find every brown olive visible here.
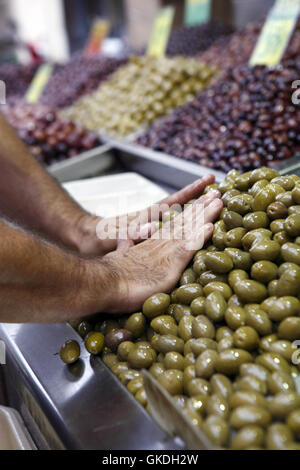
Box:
[105,329,133,352]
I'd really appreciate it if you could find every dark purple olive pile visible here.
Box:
[3,101,101,166]
[198,19,300,72]
[137,64,300,173]
[0,62,39,101]
[40,53,127,109]
[166,22,233,57]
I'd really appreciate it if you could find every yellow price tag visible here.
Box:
[85,19,110,55]
[147,6,175,57]
[250,0,300,67]
[25,64,53,104]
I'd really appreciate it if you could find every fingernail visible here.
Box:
[210,199,222,208]
[208,189,220,197]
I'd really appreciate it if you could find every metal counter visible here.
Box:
[0,323,184,450]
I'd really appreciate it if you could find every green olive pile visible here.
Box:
[60,56,217,137]
[64,167,300,450]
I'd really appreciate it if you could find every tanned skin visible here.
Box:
[0,115,222,322]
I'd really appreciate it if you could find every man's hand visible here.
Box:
[95,190,223,314]
[75,174,217,256]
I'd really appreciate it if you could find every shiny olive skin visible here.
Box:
[224,248,252,270]
[249,239,281,262]
[127,377,144,394]
[276,266,300,296]
[157,369,183,396]
[230,425,265,450]
[195,350,218,379]
[193,251,207,275]
[233,280,267,303]
[287,409,300,435]
[233,326,259,351]
[270,219,285,233]
[273,230,291,246]
[190,297,206,315]
[250,168,279,184]
[267,371,295,395]
[285,213,300,237]
[205,252,233,274]
[119,369,140,385]
[266,201,288,219]
[271,176,295,191]
[210,374,233,399]
[278,316,300,340]
[230,390,267,409]
[242,228,272,250]
[150,315,178,336]
[180,268,196,286]
[292,185,300,204]
[216,326,234,341]
[265,297,300,321]
[245,308,272,336]
[239,363,269,382]
[243,211,269,230]
[225,306,247,330]
[252,186,277,212]
[192,315,215,339]
[223,211,243,229]
[276,191,294,207]
[224,227,247,248]
[185,395,208,415]
[259,334,278,352]
[266,423,293,450]
[268,392,300,419]
[256,353,290,374]
[230,405,271,429]
[127,347,155,369]
[227,194,253,215]
[85,332,105,355]
[149,363,165,380]
[206,393,230,419]
[111,362,129,376]
[289,205,300,215]
[187,338,218,356]
[205,292,227,322]
[234,375,267,395]
[105,329,133,352]
[77,321,93,338]
[202,415,229,446]
[135,388,147,407]
[185,378,211,396]
[199,271,228,286]
[60,340,80,364]
[164,352,185,370]
[178,315,193,341]
[117,341,136,361]
[250,261,278,283]
[173,304,192,323]
[142,293,170,318]
[125,313,146,339]
[222,189,240,206]
[281,242,300,265]
[228,269,248,288]
[215,349,253,375]
[203,282,232,300]
[152,334,184,354]
[175,283,203,305]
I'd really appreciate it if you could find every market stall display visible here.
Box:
[60,56,217,138]
[166,21,233,57]
[197,19,300,72]
[0,62,39,101]
[67,167,300,450]
[3,101,101,166]
[136,64,300,173]
[40,54,127,109]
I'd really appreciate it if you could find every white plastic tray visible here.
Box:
[0,406,35,450]
[63,172,168,218]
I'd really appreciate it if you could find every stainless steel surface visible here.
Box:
[275,154,300,177]
[48,144,115,183]
[111,140,226,189]
[0,322,184,450]
[142,371,213,450]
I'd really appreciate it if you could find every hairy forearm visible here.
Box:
[0,219,114,323]
[0,115,90,250]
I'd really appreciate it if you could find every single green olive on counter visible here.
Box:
[85,332,105,355]
[142,293,170,318]
[60,340,80,364]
